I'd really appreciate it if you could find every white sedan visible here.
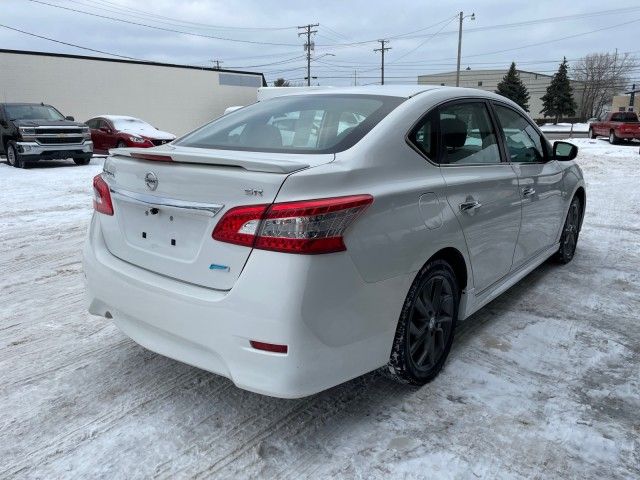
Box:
[84,85,585,398]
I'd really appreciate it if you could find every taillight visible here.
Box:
[212,195,373,254]
[92,174,114,216]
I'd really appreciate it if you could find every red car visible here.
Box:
[589,111,640,144]
[85,115,176,154]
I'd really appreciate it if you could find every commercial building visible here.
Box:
[0,49,265,135]
[418,69,585,120]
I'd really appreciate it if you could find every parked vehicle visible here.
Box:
[86,115,175,154]
[0,102,93,168]
[83,86,586,398]
[589,111,640,143]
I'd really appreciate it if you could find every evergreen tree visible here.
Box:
[495,62,530,111]
[540,57,577,123]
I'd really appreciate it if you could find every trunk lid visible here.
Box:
[99,146,333,290]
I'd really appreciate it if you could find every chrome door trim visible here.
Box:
[109,187,224,216]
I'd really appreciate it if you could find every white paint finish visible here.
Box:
[82,88,584,398]
[0,51,261,135]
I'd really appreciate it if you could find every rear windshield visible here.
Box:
[175,94,404,154]
[5,104,65,121]
[611,112,638,122]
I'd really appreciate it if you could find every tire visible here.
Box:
[555,196,582,264]
[74,158,91,166]
[609,130,618,144]
[6,141,19,167]
[387,259,459,385]
[589,127,597,139]
[117,140,127,148]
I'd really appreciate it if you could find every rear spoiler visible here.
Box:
[109,146,311,174]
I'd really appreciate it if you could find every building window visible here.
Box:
[477,81,483,86]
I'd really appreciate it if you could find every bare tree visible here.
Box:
[574,52,638,119]
[273,78,291,87]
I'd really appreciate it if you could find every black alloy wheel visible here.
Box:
[388,260,459,385]
[555,196,582,264]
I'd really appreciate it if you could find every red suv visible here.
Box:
[86,115,176,154]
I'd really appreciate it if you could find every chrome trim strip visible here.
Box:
[109,187,224,216]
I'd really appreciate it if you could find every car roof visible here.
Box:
[278,85,441,98]
[264,85,512,103]
[1,102,54,107]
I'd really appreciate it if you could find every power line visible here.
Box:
[0,23,143,60]
[72,0,297,30]
[27,0,300,46]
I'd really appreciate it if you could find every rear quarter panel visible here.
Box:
[277,91,474,286]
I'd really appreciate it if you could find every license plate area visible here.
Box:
[114,198,213,262]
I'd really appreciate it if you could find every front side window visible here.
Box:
[438,102,501,165]
[175,94,404,154]
[4,104,65,121]
[494,104,545,163]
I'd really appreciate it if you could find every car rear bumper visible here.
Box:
[17,140,93,160]
[83,215,409,398]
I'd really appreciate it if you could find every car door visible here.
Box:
[492,102,564,267]
[436,100,522,293]
[101,119,118,150]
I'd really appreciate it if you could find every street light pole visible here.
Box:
[456,11,475,87]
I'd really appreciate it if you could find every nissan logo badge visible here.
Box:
[145,172,158,191]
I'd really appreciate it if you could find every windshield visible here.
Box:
[5,104,65,121]
[175,94,404,154]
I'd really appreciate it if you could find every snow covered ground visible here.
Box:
[539,122,590,133]
[0,140,638,479]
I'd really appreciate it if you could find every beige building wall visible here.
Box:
[0,50,263,135]
[611,95,640,112]
[418,69,584,119]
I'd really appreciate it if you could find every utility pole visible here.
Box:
[456,11,475,87]
[210,59,223,70]
[298,23,319,86]
[354,70,357,86]
[374,40,391,85]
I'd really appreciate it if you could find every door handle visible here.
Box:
[459,200,482,213]
[522,187,536,197]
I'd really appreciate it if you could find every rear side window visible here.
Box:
[408,110,437,160]
[438,102,501,165]
[493,104,545,163]
[611,112,638,122]
[176,94,404,154]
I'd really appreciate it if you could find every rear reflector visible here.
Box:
[212,194,373,254]
[92,174,114,215]
[250,341,288,354]
[129,152,173,162]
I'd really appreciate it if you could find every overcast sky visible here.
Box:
[1,0,639,86]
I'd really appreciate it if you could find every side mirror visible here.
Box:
[99,126,111,133]
[65,116,75,121]
[553,141,578,161]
